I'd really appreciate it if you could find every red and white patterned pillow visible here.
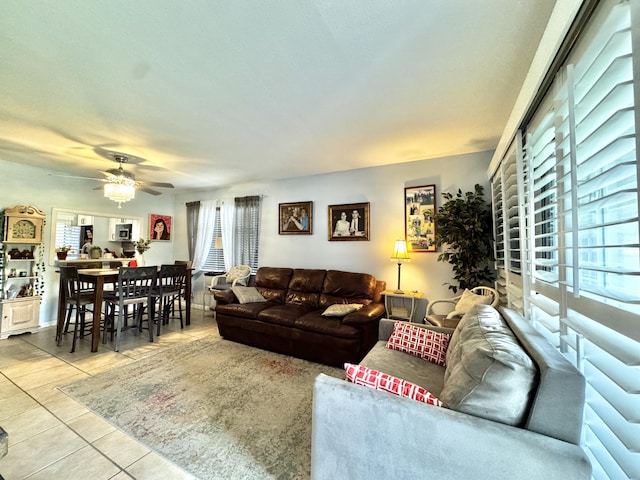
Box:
[386,322,451,366]
[344,363,442,406]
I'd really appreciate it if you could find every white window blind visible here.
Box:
[492,1,640,478]
[201,208,225,273]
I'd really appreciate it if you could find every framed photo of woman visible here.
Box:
[149,214,172,241]
[328,202,370,241]
[405,185,436,252]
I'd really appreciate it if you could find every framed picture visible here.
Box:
[149,214,172,241]
[279,201,313,235]
[405,185,436,252]
[328,202,370,241]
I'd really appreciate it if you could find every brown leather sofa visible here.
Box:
[214,267,386,366]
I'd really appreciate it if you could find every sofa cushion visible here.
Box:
[319,270,376,307]
[386,321,451,366]
[285,269,326,308]
[257,304,313,327]
[322,303,364,316]
[441,304,536,426]
[215,301,272,319]
[231,286,266,304]
[361,341,446,397]
[294,311,361,339]
[254,267,293,303]
[345,363,442,406]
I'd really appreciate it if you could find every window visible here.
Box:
[491,1,640,478]
[201,208,225,273]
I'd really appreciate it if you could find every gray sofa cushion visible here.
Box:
[441,304,536,426]
[361,341,446,398]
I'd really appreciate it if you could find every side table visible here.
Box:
[382,289,424,322]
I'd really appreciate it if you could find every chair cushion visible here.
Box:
[447,288,492,318]
[441,305,536,426]
[345,363,442,406]
[226,266,249,285]
[385,321,451,366]
[231,286,266,304]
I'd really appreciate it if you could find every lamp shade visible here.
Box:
[390,240,410,262]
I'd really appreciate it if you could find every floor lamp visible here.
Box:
[390,240,410,293]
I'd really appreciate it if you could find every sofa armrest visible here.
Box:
[378,318,455,341]
[312,374,591,480]
[341,303,385,325]
[213,289,236,305]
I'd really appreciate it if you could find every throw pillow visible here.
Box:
[452,289,492,315]
[386,321,451,366]
[231,286,266,304]
[344,363,442,406]
[322,303,364,316]
[226,267,248,286]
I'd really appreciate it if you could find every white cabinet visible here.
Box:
[1,205,44,339]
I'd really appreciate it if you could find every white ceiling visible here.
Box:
[0,0,556,193]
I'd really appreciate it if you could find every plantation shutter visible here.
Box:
[492,0,640,478]
[491,134,526,310]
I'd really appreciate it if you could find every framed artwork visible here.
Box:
[149,214,172,241]
[279,201,313,235]
[405,185,436,252]
[328,202,370,241]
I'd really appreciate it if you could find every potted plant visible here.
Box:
[133,238,151,265]
[88,245,102,259]
[55,245,72,260]
[434,184,495,293]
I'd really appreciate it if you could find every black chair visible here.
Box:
[103,266,157,352]
[58,266,96,353]
[151,264,188,336]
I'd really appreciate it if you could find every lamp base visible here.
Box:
[393,289,404,294]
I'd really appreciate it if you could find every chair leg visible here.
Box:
[71,307,81,353]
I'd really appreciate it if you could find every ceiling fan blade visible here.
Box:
[49,173,105,182]
[138,187,163,196]
[138,180,174,189]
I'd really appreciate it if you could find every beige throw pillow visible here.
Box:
[232,286,266,304]
[446,289,492,319]
[322,303,364,316]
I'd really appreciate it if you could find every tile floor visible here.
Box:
[0,308,218,480]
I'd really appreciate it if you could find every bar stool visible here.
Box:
[58,266,96,353]
[103,266,157,352]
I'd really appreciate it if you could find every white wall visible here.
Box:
[175,150,493,320]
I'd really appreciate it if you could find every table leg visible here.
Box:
[91,277,105,352]
[185,269,192,325]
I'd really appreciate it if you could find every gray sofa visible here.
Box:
[311,305,592,479]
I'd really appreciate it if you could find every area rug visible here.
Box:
[61,336,343,479]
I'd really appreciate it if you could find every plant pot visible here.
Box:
[56,251,68,260]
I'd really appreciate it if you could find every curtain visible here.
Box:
[185,201,200,262]
[220,200,235,271]
[192,199,216,272]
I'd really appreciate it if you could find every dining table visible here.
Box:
[56,266,193,352]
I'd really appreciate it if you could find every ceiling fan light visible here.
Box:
[104,182,135,207]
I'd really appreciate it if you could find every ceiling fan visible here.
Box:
[50,154,174,208]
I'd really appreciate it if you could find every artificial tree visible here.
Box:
[434,184,495,293]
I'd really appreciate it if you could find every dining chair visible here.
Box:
[150,263,187,336]
[58,266,96,353]
[103,266,157,352]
